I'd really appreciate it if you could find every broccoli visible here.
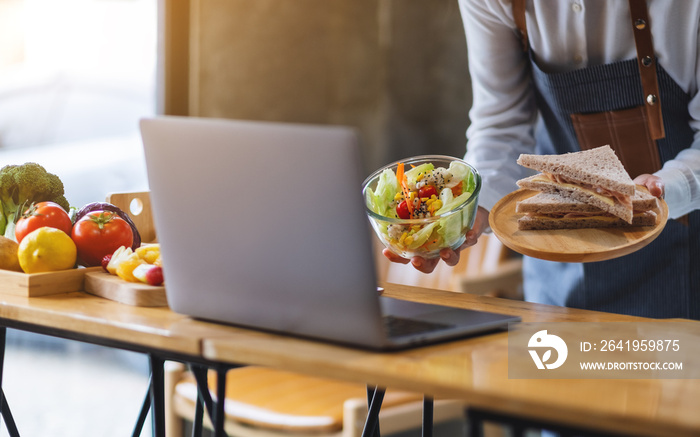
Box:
[0,163,71,240]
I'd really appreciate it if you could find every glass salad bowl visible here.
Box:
[362,155,481,259]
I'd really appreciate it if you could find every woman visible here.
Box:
[386,0,700,319]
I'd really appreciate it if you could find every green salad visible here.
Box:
[365,159,479,258]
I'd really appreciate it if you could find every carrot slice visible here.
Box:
[396,163,405,185]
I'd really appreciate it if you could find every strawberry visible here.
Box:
[101,254,112,272]
[132,264,164,286]
[145,265,164,286]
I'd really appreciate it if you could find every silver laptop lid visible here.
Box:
[140,116,389,347]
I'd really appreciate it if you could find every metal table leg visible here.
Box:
[190,364,230,437]
[191,387,204,437]
[191,365,215,431]
[423,396,433,437]
[213,367,227,437]
[0,390,19,437]
[0,328,20,437]
[148,355,166,437]
[131,375,152,437]
[468,412,484,437]
[362,385,385,437]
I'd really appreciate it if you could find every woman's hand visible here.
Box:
[633,174,665,198]
[382,206,490,273]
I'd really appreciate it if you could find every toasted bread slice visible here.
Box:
[517,174,635,223]
[517,210,657,230]
[517,145,635,196]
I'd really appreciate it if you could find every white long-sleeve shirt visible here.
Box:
[459,0,700,219]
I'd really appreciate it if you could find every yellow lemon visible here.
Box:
[18,227,77,273]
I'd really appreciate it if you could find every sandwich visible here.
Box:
[516,145,636,223]
[516,189,658,230]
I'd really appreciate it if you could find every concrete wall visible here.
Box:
[168,0,471,174]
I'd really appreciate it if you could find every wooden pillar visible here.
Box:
[160,0,471,173]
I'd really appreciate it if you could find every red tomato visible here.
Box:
[418,185,438,199]
[15,201,73,243]
[71,211,134,267]
[396,200,410,219]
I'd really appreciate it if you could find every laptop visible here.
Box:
[139,116,520,350]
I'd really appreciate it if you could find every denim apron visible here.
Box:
[521,36,700,319]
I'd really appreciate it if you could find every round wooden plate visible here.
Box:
[489,189,668,263]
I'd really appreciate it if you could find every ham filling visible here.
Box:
[543,173,633,209]
[524,211,615,219]
[525,208,649,219]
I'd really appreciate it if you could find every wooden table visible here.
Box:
[0,291,215,437]
[198,283,700,437]
[1,285,699,437]
[0,291,198,357]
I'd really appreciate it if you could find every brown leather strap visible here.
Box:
[513,0,528,52]
[628,0,665,140]
[512,0,665,140]
[571,106,661,177]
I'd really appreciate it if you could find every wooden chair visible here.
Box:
[376,233,523,300]
[105,191,157,244]
[164,363,466,437]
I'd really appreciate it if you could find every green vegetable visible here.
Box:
[404,163,434,188]
[434,191,472,216]
[447,161,469,184]
[406,221,439,249]
[464,168,477,193]
[434,191,473,249]
[366,168,398,218]
[365,159,478,258]
[0,163,70,240]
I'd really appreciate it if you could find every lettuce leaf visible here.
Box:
[434,192,472,216]
[464,167,476,193]
[366,168,398,217]
[436,212,464,249]
[438,187,453,207]
[447,161,469,185]
[404,163,434,188]
[407,221,440,249]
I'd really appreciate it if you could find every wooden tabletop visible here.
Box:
[199,283,700,437]
[0,284,698,436]
[0,291,200,357]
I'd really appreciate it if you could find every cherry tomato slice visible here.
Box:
[396,200,410,219]
[418,185,438,198]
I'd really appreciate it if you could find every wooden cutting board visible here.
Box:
[489,189,668,263]
[84,271,168,307]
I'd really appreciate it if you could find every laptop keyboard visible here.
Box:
[383,315,453,338]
